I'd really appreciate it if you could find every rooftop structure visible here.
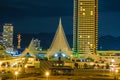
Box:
[46,18,72,58]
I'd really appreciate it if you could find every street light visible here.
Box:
[111,59,115,65]
[15,71,18,80]
[45,71,50,80]
[115,69,118,73]
[114,69,118,80]
[70,55,73,61]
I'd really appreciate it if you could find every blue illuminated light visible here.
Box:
[54,54,58,57]
[62,54,66,57]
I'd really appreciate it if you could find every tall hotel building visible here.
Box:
[3,24,13,48]
[73,0,98,55]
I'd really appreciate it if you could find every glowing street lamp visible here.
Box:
[45,71,50,80]
[114,69,118,80]
[111,59,115,63]
[115,69,118,73]
[70,55,73,61]
[24,65,27,68]
[15,71,18,80]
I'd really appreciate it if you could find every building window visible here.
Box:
[80,7,83,11]
[80,35,82,38]
[83,9,85,11]
[80,2,82,5]
[88,42,90,44]
[83,12,85,15]
[90,11,93,15]
[88,36,90,38]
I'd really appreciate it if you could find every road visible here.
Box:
[7,76,117,80]
[6,69,119,80]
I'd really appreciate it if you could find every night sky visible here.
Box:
[0,0,120,37]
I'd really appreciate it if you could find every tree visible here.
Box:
[83,63,88,69]
[44,57,48,61]
[74,63,78,69]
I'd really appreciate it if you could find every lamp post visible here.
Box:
[15,71,18,80]
[45,71,49,80]
[70,55,73,61]
[111,59,115,65]
[114,69,118,80]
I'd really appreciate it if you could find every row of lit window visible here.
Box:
[79,23,95,25]
[79,22,95,23]
[79,16,95,22]
[80,12,94,16]
[79,37,96,39]
[79,37,95,39]
[79,42,95,45]
[79,6,94,10]
[79,17,95,19]
[79,27,95,28]
[79,16,97,18]
[79,20,95,22]
[79,23,96,25]
[79,16,95,18]
[78,33,95,35]
[79,28,95,30]
[79,30,95,31]
[80,2,96,5]
[79,24,95,26]
[78,34,95,35]
[79,29,95,31]
[79,35,92,38]
[79,25,95,26]
[79,32,95,34]
[79,28,95,33]
[79,40,95,43]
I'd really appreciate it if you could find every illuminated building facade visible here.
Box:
[17,34,21,49]
[33,39,41,50]
[3,24,13,48]
[73,0,98,55]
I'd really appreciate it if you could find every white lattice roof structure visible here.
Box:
[46,18,72,57]
[20,38,36,58]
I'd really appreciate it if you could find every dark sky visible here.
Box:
[0,0,120,37]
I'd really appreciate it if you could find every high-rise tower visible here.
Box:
[3,24,13,48]
[73,0,98,56]
[17,34,21,49]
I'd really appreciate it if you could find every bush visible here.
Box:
[44,57,48,61]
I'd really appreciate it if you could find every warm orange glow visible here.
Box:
[45,71,49,76]
[115,69,118,73]
[15,71,18,75]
